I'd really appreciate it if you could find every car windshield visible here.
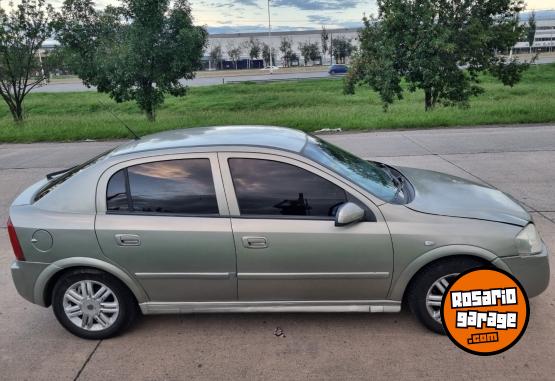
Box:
[302,136,399,202]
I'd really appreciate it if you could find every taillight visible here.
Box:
[7,218,25,261]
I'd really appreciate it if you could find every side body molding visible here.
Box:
[34,257,149,306]
[388,245,511,301]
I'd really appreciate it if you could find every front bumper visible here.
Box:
[493,244,551,298]
[10,261,51,305]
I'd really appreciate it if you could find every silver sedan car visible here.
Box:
[8,126,550,339]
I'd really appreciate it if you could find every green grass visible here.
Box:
[1,64,555,142]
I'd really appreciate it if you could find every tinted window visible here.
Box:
[107,159,219,215]
[229,159,347,218]
[107,169,130,212]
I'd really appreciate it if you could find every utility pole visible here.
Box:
[330,32,334,65]
[267,0,273,74]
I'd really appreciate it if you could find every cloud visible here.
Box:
[307,15,334,24]
[271,0,361,11]
[306,15,362,29]
[197,0,261,9]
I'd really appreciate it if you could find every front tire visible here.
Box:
[407,257,486,334]
[52,269,138,340]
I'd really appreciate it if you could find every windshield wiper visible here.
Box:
[46,166,77,180]
[392,176,405,202]
[376,162,401,187]
[376,162,406,201]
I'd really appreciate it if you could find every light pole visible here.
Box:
[267,0,273,74]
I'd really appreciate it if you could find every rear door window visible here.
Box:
[107,159,219,215]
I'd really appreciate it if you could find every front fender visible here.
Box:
[34,257,149,306]
[388,245,511,301]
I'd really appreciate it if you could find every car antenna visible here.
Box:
[98,100,141,141]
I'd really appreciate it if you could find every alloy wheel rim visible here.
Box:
[63,280,120,331]
[425,273,458,324]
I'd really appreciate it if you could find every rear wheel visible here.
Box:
[407,257,486,334]
[52,269,138,340]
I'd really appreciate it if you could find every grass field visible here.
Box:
[1,64,555,142]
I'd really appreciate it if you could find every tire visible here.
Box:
[52,269,138,340]
[407,257,487,334]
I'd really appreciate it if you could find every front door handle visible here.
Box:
[242,236,269,249]
[115,234,141,247]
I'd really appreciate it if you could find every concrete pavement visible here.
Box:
[0,125,554,380]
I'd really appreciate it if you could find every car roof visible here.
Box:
[109,126,310,157]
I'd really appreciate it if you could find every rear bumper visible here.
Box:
[10,261,50,305]
[493,244,550,298]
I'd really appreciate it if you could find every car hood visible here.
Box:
[396,166,531,226]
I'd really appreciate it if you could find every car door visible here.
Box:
[95,153,237,303]
[218,152,394,301]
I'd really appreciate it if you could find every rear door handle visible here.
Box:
[115,234,141,247]
[242,237,269,249]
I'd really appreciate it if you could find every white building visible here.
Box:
[204,11,555,69]
[205,28,359,69]
[513,15,555,53]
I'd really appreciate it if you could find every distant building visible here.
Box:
[204,11,555,69]
[513,12,555,53]
[204,28,360,70]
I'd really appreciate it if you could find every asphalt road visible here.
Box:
[34,71,332,93]
[32,55,555,93]
[0,125,554,380]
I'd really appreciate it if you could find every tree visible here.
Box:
[55,0,208,121]
[321,27,329,61]
[226,43,242,70]
[247,37,262,67]
[299,41,320,66]
[332,36,354,64]
[527,12,536,54]
[209,45,222,70]
[0,0,55,122]
[261,42,275,66]
[279,37,294,67]
[345,0,529,111]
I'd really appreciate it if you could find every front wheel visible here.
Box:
[52,269,138,340]
[407,257,486,334]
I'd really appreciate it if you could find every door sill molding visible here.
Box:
[139,300,401,315]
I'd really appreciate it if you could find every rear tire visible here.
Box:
[407,257,487,334]
[52,269,138,340]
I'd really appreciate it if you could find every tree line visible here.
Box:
[0,0,535,124]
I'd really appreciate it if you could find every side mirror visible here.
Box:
[335,202,365,227]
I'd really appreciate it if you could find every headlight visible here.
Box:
[515,224,543,256]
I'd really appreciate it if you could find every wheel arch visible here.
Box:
[389,245,512,302]
[35,257,149,307]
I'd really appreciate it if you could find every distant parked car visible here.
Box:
[8,126,550,339]
[261,66,280,71]
[329,64,349,75]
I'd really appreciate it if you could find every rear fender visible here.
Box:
[34,257,149,306]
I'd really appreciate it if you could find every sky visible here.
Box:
[6,0,555,34]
